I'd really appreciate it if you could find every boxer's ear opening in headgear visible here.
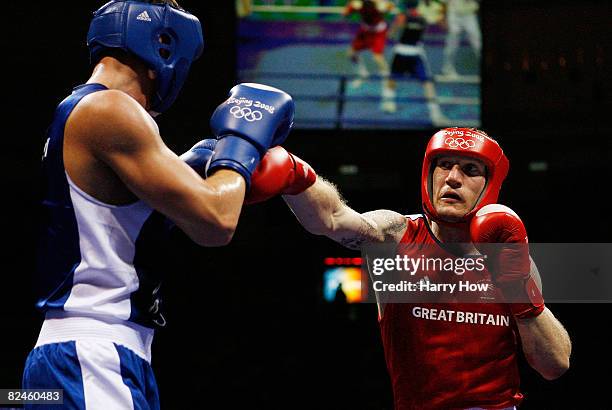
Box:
[421,128,509,226]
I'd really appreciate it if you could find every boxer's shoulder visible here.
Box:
[362,209,409,244]
[73,88,152,127]
[67,89,159,151]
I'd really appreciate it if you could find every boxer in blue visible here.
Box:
[23,1,296,408]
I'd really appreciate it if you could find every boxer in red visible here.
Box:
[343,0,396,90]
[247,128,572,409]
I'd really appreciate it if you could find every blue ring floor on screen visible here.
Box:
[238,19,480,129]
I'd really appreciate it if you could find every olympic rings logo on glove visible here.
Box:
[445,137,476,149]
[230,105,263,122]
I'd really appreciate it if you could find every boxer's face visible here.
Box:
[432,155,486,222]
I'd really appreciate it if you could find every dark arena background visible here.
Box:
[3,1,611,409]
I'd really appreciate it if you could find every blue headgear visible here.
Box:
[87,1,204,114]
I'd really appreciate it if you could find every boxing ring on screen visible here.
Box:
[237,1,481,130]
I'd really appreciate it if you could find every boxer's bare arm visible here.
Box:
[388,12,405,38]
[283,177,407,249]
[68,90,245,247]
[342,3,353,17]
[516,261,571,380]
[517,308,571,380]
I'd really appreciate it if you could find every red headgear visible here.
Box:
[421,128,509,224]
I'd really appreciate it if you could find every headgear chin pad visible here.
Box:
[87,1,204,114]
[421,128,510,225]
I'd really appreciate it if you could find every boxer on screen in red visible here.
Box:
[344,0,396,90]
[243,128,571,409]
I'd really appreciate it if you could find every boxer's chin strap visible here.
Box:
[422,201,471,229]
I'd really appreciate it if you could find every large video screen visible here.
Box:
[237,0,481,129]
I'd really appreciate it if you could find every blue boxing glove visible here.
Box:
[179,139,217,177]
[208,83,295,187]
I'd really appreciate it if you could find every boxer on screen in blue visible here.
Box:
[23,1,311,408]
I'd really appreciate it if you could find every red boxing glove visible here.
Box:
[470,204,545,319]
[246,146,317,204]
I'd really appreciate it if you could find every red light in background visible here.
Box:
[324,257,362,266]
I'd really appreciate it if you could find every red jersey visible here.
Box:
[378,214,523,410]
